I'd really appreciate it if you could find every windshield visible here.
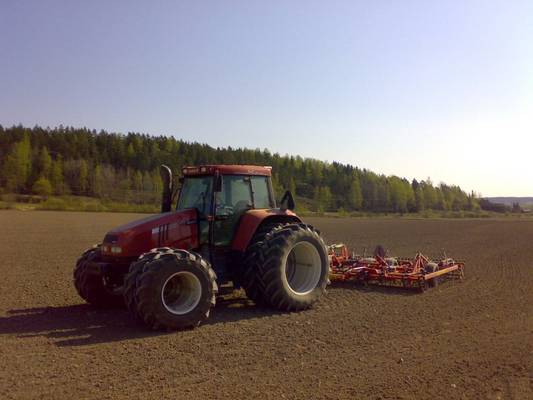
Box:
[250,175,272,209]
[215,175,273,216]
[176,176,213,216]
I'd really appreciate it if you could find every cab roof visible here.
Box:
[182,165,272,177]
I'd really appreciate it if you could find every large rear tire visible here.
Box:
[241,222,285,305]
[73,245,123,307]
[245,223,329,311]
[132,249,217,330]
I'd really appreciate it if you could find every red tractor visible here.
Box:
[74,165,329,330]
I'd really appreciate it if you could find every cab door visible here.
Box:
[213,175,253,246]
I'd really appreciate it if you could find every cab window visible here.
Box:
[177,176,213,216]
[251,176,272,209]
[216,175,252,216]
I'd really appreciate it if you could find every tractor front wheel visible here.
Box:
[123,249,161,322]
[131,249,217,330]
[73,245,123,307]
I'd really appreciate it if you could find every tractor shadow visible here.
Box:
[206,294,282,325]
[0,304,162,347]
[0,294,281,347]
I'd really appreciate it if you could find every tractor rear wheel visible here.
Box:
[245,223,329,311]
[241,222,285,305]
[73,245,123,307]
[132,249,217,330]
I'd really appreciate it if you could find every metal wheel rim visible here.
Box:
[161,271,202,315]
[284,241,322,295]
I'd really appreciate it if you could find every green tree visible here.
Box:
[271,172,283,199]
[118,177,132,201]
[313,187,322,212]
[311,161,323,186]
[2,133,31,192]
[422,179,437,209]
[405,181,415,212]
[32,177,52,197]
[389,177,407,213]
[467,191,479,211]
[288,177,296,196]
[376,179,390,211]
[435,189,446,210]
[142,171,155,203]
[50,157,66,195]
[91,164,103,197]
[37,146,52,179]
[348,178,363,210]
[126,142,135,165]
[0,125,479,214]
[79,159,89,194]
[142,171,154,192]
[314,186,332,213]
[414,186,425,212]
[151,168,163,196]
[361,174,378,210]
[133,170,143,192]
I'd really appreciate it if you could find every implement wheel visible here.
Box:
[425,262,440,288]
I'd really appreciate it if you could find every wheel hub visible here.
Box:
[161,271,202,315]
[284,241,322,295]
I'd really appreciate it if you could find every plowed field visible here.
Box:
[0,211,531,399]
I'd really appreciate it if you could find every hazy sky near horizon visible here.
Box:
[1,1,532,196]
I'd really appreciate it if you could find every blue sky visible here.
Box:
[1,1,532,196]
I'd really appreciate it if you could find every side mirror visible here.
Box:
[280,190,295,211]
[160,164,173,213]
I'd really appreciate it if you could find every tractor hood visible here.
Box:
[100,209,199,258]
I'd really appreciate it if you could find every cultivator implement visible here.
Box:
[328,244,464,291]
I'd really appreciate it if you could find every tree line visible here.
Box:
[0,124,482,213]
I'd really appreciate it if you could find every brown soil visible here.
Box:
[0,211,531,399]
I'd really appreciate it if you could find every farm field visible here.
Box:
[0,211,531,399]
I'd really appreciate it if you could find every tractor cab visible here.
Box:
[175,165,276,247]
[162,165,297,282]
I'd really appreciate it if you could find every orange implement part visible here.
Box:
[328,244,464,291]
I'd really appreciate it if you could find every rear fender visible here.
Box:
[231,209,302,252]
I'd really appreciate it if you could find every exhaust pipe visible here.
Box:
[160,164,173,213]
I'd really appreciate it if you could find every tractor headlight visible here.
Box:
[110,246,122,254]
